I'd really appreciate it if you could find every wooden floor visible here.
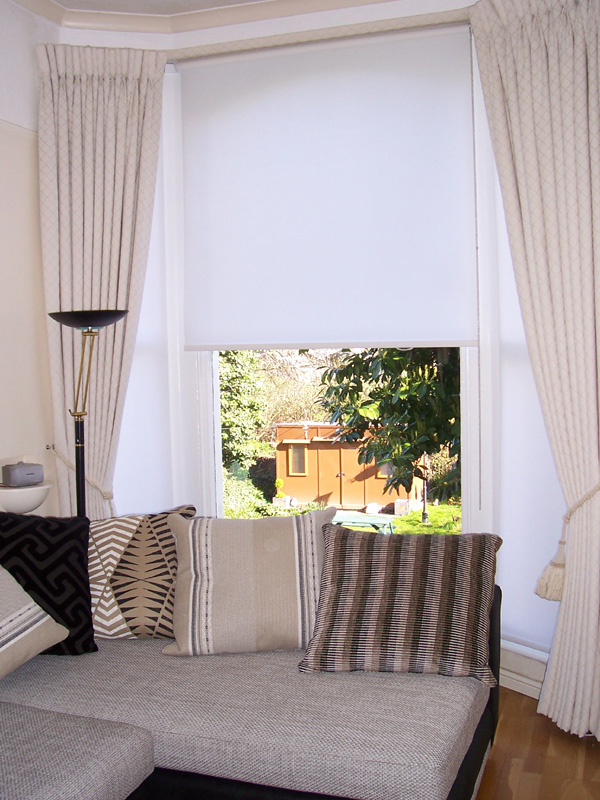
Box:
[476,688,600,800]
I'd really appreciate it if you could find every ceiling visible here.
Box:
[11,0,399,33]
[35,0,279,13]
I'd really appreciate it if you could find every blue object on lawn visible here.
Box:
[332,511,395,535]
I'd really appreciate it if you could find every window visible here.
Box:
[289,444,308,477]
[377,462,393,479]
[116,24,497,535]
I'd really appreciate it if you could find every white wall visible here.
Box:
[0,0,57,130]
[495,188,561,652]
[112,140,175,515]
[0,0,60,515]
[114,68,224,517]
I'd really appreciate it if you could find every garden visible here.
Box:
[219,347,461,534]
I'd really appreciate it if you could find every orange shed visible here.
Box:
[275,423,423,511]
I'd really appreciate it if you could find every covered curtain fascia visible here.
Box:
[471,0,600,737]
[37,45,167,520]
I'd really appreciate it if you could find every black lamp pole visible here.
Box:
[74,415,86,518]
[49,310,128,517]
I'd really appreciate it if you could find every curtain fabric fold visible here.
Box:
[37,44,167,520]
[471,0,600,736]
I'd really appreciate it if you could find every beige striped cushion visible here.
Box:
[0,565,68,678]
[299,526,502,685]
[164,508,336,656]
[88,506,196,640]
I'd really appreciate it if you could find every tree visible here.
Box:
[319,347,460,495]
[219,350,266,470]
[255,350,339,440]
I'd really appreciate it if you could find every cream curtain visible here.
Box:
[471,0,600,736]
[37,45,167,520]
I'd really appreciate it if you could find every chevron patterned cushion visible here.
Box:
[0,564,68,678]
[299,526,502,685]
[88,506,196,639]
[164,507,336,656]
[0,513,96,655]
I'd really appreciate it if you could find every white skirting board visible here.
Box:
[499,640,548,700]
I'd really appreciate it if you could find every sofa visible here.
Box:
[0,507,502,800]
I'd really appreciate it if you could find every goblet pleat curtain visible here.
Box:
[471,0,600,737]
[37,45,167,520]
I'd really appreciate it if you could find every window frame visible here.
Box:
[288,443,308,477]
[116,32,499,532]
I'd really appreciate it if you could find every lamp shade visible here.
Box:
[48,310,128,329]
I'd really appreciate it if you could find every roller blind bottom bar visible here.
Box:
[184,339,479,351]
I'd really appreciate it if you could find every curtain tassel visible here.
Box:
[535,535,566,601]
[536,482,600,602]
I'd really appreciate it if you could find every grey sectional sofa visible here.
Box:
[0,587,501,800]
[0,508,501,800]
[0,701,154,800]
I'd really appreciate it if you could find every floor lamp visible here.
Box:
[48,310,128,518]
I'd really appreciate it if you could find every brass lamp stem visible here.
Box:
[48,309,128,518]
[70,329,98,418]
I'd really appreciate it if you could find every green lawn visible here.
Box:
[392,503,461,534]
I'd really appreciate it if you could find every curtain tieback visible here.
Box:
[535,482,600,602]
[50,445,115,508]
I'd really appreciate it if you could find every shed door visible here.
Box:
[317,445,342,507]
[340,445,366,509]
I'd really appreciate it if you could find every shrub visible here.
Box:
[248,456,276,501]
[223,470,326,519]
[428,447,461,503]
[223,470,276,518]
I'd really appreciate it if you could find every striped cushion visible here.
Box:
[164,507,336,656]
[299,526,502,685]
[88,506,195,640]
[0,565,68,678]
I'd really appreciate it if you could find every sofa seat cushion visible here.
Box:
[0,701,154,800]
[0,639,489,800]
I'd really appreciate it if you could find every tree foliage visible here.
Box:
[319,347,460,494]
[255,350,339,440]
[219,350,266,469]
[428,446,461,503]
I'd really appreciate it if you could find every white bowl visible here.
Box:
[0,482,53,514]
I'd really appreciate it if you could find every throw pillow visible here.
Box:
[0,564,68,678]
[88,505,196,639]
[0,512,96,655]
[163,507,336,656]
[299,526,502,685]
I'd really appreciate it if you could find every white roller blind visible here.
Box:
[180,26,478,349]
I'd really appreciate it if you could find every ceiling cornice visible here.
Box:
[9,0,410,33]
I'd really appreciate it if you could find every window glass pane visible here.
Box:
[217,348,460,532]
[378,462,393,478]
[290,444,307,476]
